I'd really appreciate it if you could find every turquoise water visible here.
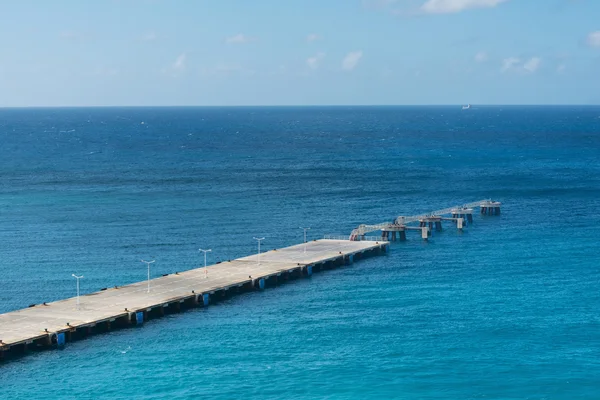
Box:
[1,106,599,399]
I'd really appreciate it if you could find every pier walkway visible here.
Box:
[0,239,387,360]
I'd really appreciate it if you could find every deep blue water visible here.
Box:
[1,106,600,399]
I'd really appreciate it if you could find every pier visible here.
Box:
[349,199,501,241]
[0,198,502,362]
[0,239,388,361]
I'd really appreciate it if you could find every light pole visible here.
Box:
[72,274,83,309]
[141,259,155,293]
[253,237,265,265]
[300,227,311,252]
[199,248,211,278]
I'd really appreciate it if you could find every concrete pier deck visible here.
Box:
[0,239,387,359]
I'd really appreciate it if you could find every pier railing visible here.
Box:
[324,235,384,241]
[350,199,498,237]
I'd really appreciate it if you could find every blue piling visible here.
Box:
[135,311,144,325]
[202,293,210,306]
[307,266,313,276]
[56,333,66,346]
[259,278,266,290]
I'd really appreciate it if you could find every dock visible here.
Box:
[0,239,388,360]
[0,198,502,362]
[348,199,502,241]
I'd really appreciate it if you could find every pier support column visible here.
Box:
[435,221,442,231]
[307,265,313,276]
[56,332,66,347]
[202,293,210,306]
[421,227,428,240]
[399,230,406,241]
[259,278,266,290]
[135,311,144,325]
[391,231,397,241]
[457,218,464,230]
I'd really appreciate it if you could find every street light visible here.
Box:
[253,237,265,265]
[71,274,84,309]
[300,227,311,252]
[199,248,211,278]
[141,259,155,293]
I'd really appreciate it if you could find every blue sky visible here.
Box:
[0,0,599,106]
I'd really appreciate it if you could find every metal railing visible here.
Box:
[324,235,386,242]
[350,199,496,236]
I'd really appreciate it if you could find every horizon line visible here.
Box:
[1,104,599,109]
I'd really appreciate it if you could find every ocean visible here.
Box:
[0,106,599,399]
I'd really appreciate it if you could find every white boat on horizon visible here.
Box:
[462,104,471,110]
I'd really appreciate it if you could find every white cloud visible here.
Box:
[501,56,542,73]
[421,0,508,14]
[172,53,186,71]
[306,52,326,70]
[342,51,363,71]
[587,31,600,47]
[474,51,488,62]
[307,33,320,42]
[523,57,541,73]
[226,34,253,44]
[501,57,520,72]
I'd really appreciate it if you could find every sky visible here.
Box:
[0,0,599,106]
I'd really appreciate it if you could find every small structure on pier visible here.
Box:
[451,207,474,224]
[480,200,501,215]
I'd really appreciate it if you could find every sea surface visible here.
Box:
[0,106,599,399]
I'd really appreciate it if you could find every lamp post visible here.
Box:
[141,259,155,293]
[300,227,311,252]
[253,237,265,265]
[71,274,83,309]
[199,248,211,278]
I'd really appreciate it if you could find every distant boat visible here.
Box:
[462,104,471,110]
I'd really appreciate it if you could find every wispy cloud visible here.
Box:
[164,53,186,77]
[173,53,186,71]
[226,34,254,44]
[306,33,320,42]
[587,31,600,47]
[342,51,363,71]
[523,57,541,73]
[501,56,542,73]
[306,52,326,70]
[501,57,520,72]
[474,51,488,62]
[420,0,508,14]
